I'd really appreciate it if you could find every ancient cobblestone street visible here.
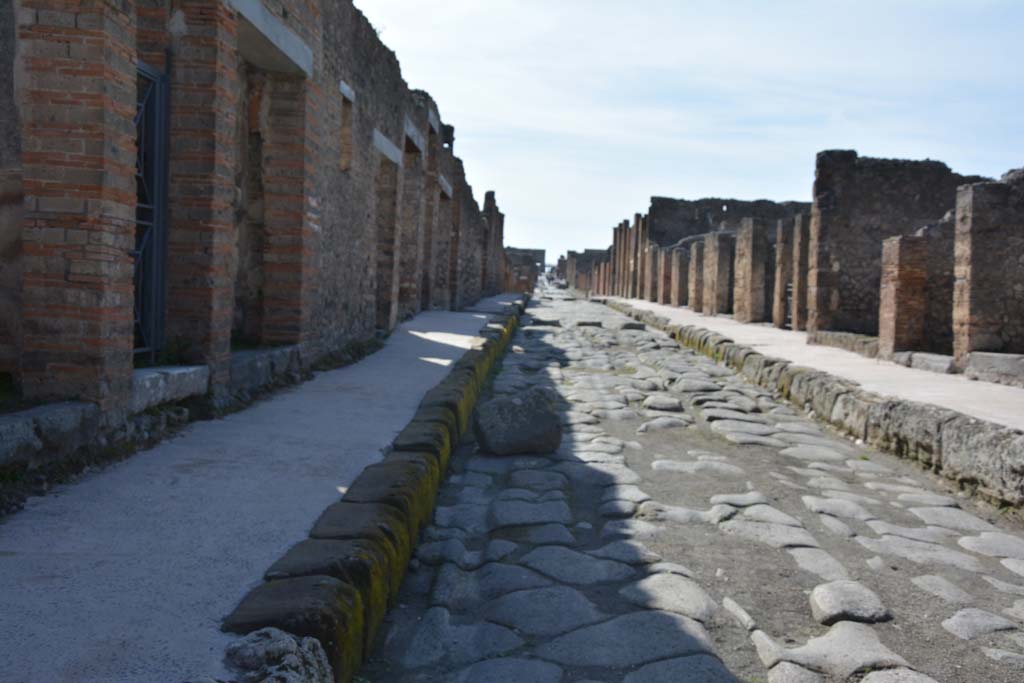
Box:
[361,288,1024,683]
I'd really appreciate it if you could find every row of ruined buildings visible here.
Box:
[562,150,1024,387]
[0,0,525,418]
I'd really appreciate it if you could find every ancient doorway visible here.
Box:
[133,61,170,363]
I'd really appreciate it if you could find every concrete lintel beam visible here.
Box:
[228,0,314,77]
[373,130,403,166]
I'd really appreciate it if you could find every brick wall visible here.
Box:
[808,150,986,336]
[670,248,687,307]
[16,2,138,408]
[0,1,21,378]
[953,175,1024,360]
[878,235,928,357]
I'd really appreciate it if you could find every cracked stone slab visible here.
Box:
[535,611,714,668]
[857,535,983,572]
[619,572,718,622]
[719,520,820,549]
[809,580,890,625]
[908,506,995,532]
[866,520,957,545]
[652,459,746,477]
[780,446,847,462]
[788,548,850,581]
[482,585,607,636]
[621,654,739,682]
[941,608,1017,640]
[520,545,635,584]
[958,531,1024,560]
[910,575,973,605]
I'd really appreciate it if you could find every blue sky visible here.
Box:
[354,0,1023,263]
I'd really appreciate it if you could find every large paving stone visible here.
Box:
[622,654,739,682]
[508,469,569,492]
[856,535,983,572]
[802,495,875,521]
[860,669,940,682]
[770,621,908,679]
[588,540,661,565]
[788,548,849,581]
[719,520,819,549]
[619,573,718,622]
[448,658,563,683]
[483,585,607,636]
[520,546,635,584]
[490,500,572,528]
[535,611,714,667]
[401,606,523,668]
[958,531,1024,560]
[780,446,846,462]
[432,562,553,611]
[908,506,995,532]
[910,575,973,605]
[554,461,641,485]
[941,608,1017,640]
[809,580,890,625]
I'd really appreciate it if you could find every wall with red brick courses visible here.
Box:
[15,1,138,408]
[878,234,928,357]
[953,175,1024,361]
[646,195,808,248]
[0,1,21,377]
[733,217,770,323]
[808,150,986,336]
[1,0,506,412]
[702,232,734,315]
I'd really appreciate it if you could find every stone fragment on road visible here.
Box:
[809,580,891,624]
[474,387,563,455]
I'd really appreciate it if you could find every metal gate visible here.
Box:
[133,61,170,362]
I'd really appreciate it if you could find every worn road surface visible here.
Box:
[361,289,1024,683]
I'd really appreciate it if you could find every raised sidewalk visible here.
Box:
[611,297,1024,432]
[0,295,519,683]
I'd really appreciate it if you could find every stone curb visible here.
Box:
[222,297,528,683]
[599,298,1024,511]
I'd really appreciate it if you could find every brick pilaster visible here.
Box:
[773,218,792,328]
[165,1,239,390]
[791,213,810,330]
[734,217,769,323]
[878,235,927,357]
[17,1,137,408]
[688,241,703,311]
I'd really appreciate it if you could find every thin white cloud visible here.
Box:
[356,0,1023,261]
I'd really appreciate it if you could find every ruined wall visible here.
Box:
[808,150,986,335]
[918,216,955,354]
[702,232,734,315]
[953,173,1024,360]
[772,219,792,328]
[647,196,809,248]
[791,214,810,330]
[688,241,703,311]
[733,218,770,323]
[670,248,687,307]
[0,1,21,378]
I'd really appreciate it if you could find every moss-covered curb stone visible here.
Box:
[600,298,1024,511]
[222,297,526,682]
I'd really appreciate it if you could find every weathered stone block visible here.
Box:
[940,417,1024,506]
[223,575,365,683]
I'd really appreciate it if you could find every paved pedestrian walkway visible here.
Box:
[362,289,1024,683]
[609,297,1024,432]
[0,295,517,683]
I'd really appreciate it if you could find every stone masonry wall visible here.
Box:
[647,196,809,247]
[733,218,770,323]
[954,173,1024,360]
[0,0,505,412]
[791,214,810,330]
[808,150,986,336]
[702,232,734,315]
[773,218,792,328]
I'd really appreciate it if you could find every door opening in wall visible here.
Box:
[133,61,170,365]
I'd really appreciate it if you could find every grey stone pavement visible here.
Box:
[361,287,1024,683]
[0,296,518,683]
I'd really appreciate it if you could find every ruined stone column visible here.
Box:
[733,218,770,323]
[791,214,810,330]
[703,233,735,315]
[688,242,704,311]
[659,249,672,304]
[953,181,1024,361]
[670,249,688,307]
[773,219,793,327]
[879,235,928,357]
